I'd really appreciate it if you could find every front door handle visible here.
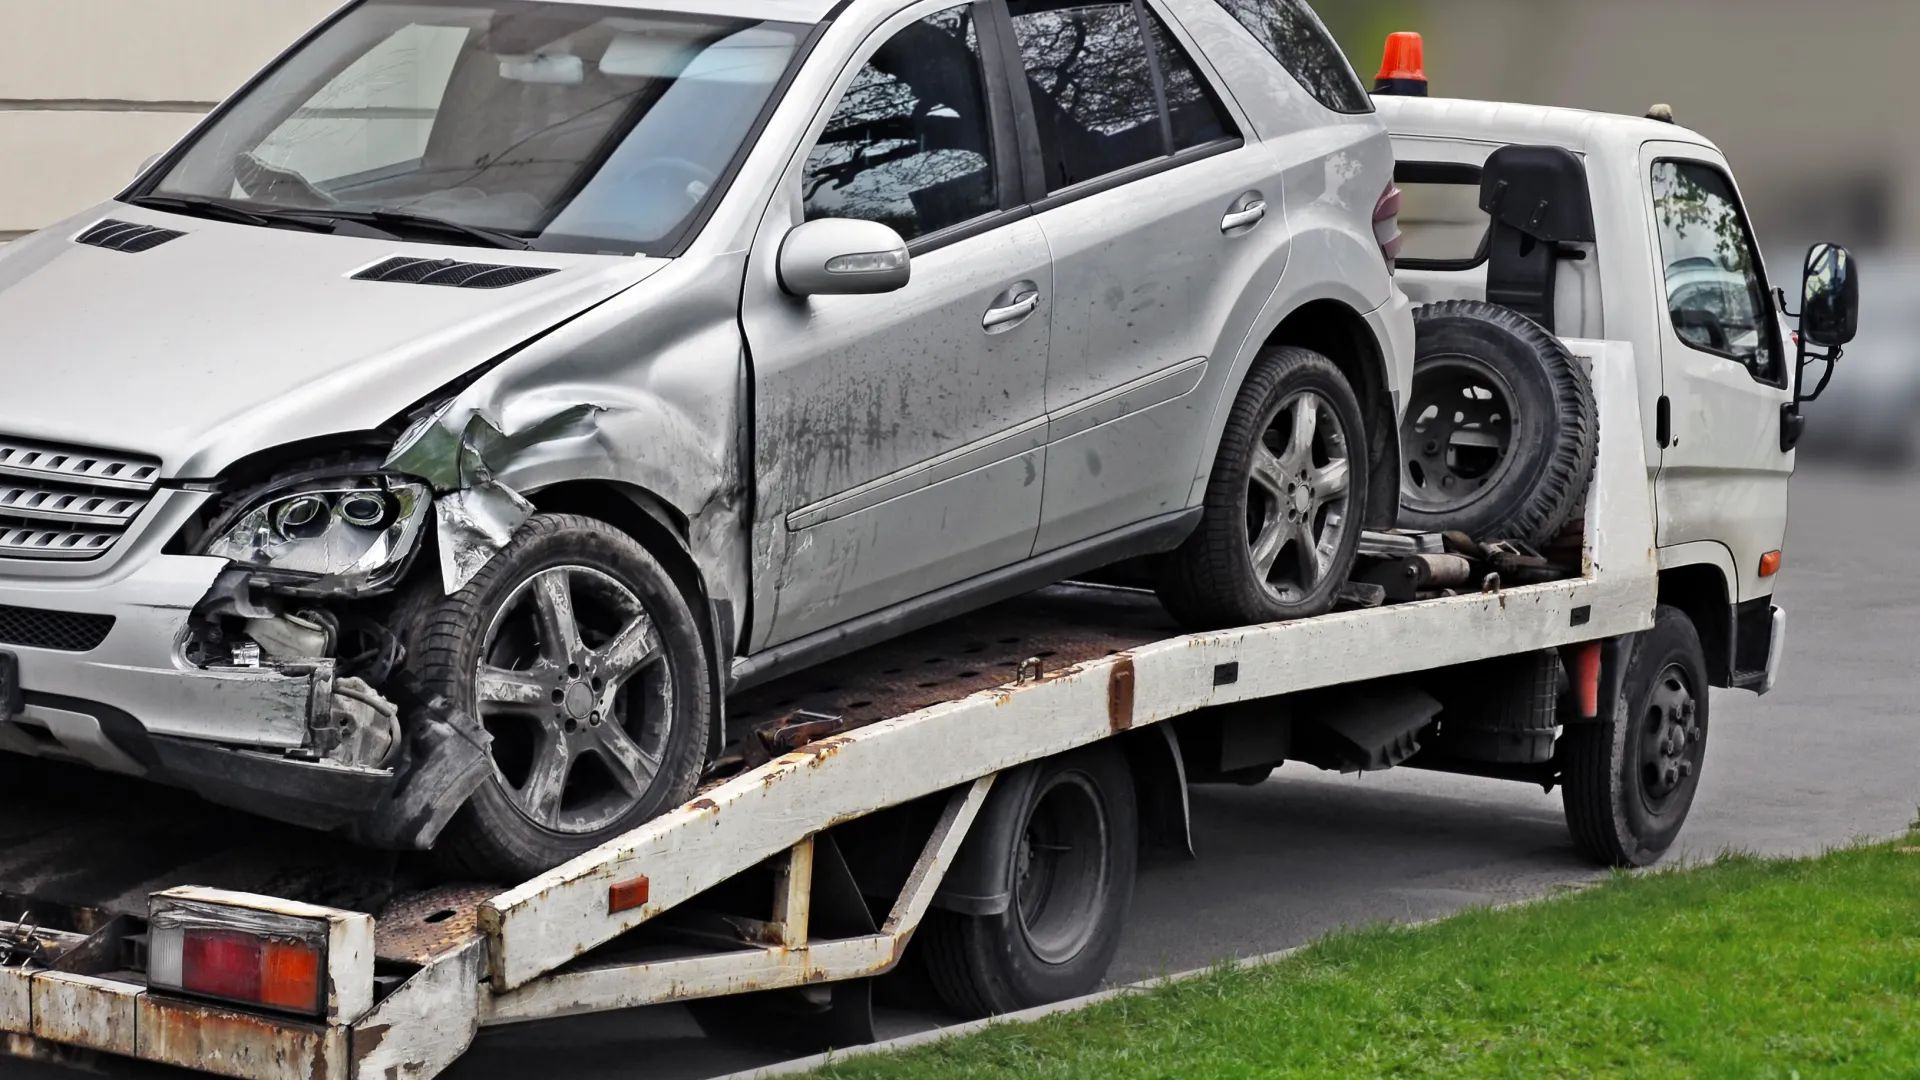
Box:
[1221,199,1267,234]
[983,286,1041,332]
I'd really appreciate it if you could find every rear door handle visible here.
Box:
[1221,199,1267,234]
[983,286,1041,332]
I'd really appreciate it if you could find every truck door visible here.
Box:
[1640,144,1793,604]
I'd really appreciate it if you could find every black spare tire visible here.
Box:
[1399,301,1596,545]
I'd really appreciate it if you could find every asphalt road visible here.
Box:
[10,465,1917,1079]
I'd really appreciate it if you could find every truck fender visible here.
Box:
[929,728,1191,917]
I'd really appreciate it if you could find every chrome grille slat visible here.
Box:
[0,436,161,561]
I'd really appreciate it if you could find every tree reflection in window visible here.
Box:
[1652,160,1777,379]
[1010,2,1164,190]
[1213,0,1371,115]
[802,5,995,242]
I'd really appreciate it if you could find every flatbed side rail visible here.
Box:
[480,342,1654,992]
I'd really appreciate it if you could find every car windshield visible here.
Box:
[144,0,806,254]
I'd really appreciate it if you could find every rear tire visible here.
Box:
[1561,606,1710,867]
[395,513,711,880]
[1155,346,1368,630]
[920,745,1137,1017]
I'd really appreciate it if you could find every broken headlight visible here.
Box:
[202,476,431,597]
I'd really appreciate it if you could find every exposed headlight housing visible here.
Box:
[202,475,431,597]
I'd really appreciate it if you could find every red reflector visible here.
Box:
[609,876,651,915]
[260,941,324,1012]
[182,930,263,1002]
[1759,550,1782,578]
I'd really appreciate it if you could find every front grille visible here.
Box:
[0,603,115,652]
[0,437,161,561]
[352,256,559,290]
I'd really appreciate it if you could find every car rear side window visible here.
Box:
[1009,0,1239,193]
[1212,0,1372,114]
[802,5,997,242]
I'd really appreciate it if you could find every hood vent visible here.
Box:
[76,219,186,253]
[353,256,560,290]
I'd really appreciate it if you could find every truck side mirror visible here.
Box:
[1800,242,1858,348]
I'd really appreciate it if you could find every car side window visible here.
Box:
[802,5,997,242]
[1212,0,1372,115]
[1651,160,1781,383]
[1009,0,1238,192]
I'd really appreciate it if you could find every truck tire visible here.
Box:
[1156,346,1368,630]
[1399,301,1595,545]
[920,744,1138,1018]
[1561,606,1709,867]
[395,513,711,880]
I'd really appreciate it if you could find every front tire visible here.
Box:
[920,745,1138,1017]
[1561,606,1710,867]
[1155,346,1368,630]
[396,513,711,880]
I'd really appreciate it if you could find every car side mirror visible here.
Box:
[778,218,910,297]
[1800,242,1858,348]
[137,153,161,179]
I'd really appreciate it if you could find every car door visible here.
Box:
[1641,147,1794,604]
[1004,0,1288,553]
[744,1,1052,649]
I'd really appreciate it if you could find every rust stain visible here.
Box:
[138,994,339,1080]
[1107,656,1135,733]
[688,798,718,812]
[349,1023,388,1069]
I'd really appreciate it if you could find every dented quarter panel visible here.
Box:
[393,252,755,631]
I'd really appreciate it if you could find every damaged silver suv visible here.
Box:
[0,0,1411,876]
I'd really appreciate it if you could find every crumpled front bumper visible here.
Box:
[0,550,392,827]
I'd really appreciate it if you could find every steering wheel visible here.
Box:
[1676,308,1730,351]
[234,151,338,209]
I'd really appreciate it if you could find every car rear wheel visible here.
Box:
[1155,346,1368,630]
[396,513,711,880]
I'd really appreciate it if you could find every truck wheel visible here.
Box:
[397,513,711,880]
[1560,606,1709,868]
[1399,301,1595,545]
[1155,346,1367,630]
[920,744,1138,1018]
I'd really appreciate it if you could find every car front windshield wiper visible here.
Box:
[125,195,336,233]
[321,209,534,251]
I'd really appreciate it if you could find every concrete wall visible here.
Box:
[0,0,339,238]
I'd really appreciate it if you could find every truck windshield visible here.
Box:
[142,1,806,255]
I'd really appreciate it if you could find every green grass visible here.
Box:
[819,835,1920,1079]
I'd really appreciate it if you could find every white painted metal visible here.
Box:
[0,964,28,1035]
[483,775,994,1025]
[482,346,1655,991]
[30,971,139,1056]
[348,939,487,1080]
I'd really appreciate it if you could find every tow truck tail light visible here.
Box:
[148,898,330,1016]
[1375,184,1404,271]
[1374,32,1429,97]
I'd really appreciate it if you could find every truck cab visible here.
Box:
[1377,93,1822,693]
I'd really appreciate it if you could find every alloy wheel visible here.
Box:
[474,565,674,835]
[1245,389,1354,604]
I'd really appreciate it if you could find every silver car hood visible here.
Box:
[0,205,666,477]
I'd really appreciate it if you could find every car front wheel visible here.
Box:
[396,513,711,880]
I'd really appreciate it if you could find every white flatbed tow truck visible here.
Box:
[1,34,1859,1080]
[3,348,1658,1079]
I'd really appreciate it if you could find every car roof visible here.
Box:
[1376,96,1719,158]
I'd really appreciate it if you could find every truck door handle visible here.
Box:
[983,286,1041,332]
[1221,199,1267,233]
[1656,396,1672,448]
